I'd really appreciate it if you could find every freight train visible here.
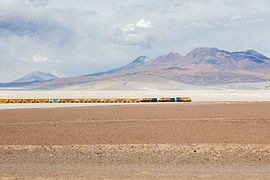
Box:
[0,97,191,103]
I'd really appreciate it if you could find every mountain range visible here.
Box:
[1,47,270,90]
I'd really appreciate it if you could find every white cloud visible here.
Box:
[121,23,135,32]
[110,18,154,48]
[112,25,152,48]
[32,54,48,63]
[32,54,62,63]
[231,15,248,20]
[136,19,152,28]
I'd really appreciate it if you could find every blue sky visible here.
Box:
[0,0,270,81]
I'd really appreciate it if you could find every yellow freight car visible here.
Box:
[61,99,75,103]
[127,99,140,102]
[140,98,152,102]
[9,99,23,103]
[176,97,192,102]
[158,97,171,102]
[88,99,101,103]
[35,99,49,103]
[183,97,192,102]
[22,99,35,103]
[101,99,114,103]
[75,99,88,103]
[0,99,9,103]
[114,98,127,103]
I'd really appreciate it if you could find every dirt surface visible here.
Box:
[1,144,270,179]
[0,102,270,179]
[1,102,270,145]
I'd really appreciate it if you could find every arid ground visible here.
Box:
[0,102,270,179]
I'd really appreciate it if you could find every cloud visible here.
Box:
[231,15,248,20]
[32,55,48,62]
[26,0,48,7]
[109,18,154,48]
[183,22,212,30]
[32,54,62,63]
[136,19,152,28]
[121,23,135,32]
[110,25,153,48]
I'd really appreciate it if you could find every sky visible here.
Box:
[0,0,270,82]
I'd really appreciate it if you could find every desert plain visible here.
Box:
[0,90,270,179]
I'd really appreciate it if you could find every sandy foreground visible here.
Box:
[0,102,270,179]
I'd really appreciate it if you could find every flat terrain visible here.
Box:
[1,89,270,102]
[1,103,270,145]
[0,102,270,179]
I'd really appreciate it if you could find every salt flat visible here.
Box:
[0,90,270,109]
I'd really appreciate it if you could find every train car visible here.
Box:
[75,99,88,103]
[127,99,140,102]
[140,98,158,102]
[61,99,75,103]
[185,97,192,102]
[22,99,35,103]
[9,99,15,103]
[49,99,62,103]
[140,98,151,102]
[9,99,23,103]
[158,97,170,102]
[114,98,127,103]
[36,99,49,103]
[88,99,101,103]
[101,99,114,103]
[0,99,9,103]
[170,98,176,102]
[151,98,158,102]
[176,97,191,102]
[158,97,175,102]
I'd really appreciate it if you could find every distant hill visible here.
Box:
[0,71,58,88]
[1,47,270,90]
[13,71,58,83]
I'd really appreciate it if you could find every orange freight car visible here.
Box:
[101,99,114,103]
[35,99,49,103]
[22,99,35,103]
[61,99,75,103]
[176,97,191,102]
[114,99,127,102]
[75,99,88,103]
[0,99,9,103]
[88,99,101,103]
[9,99,23,103]
[127,99,139,102]
[158,97,171,102]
